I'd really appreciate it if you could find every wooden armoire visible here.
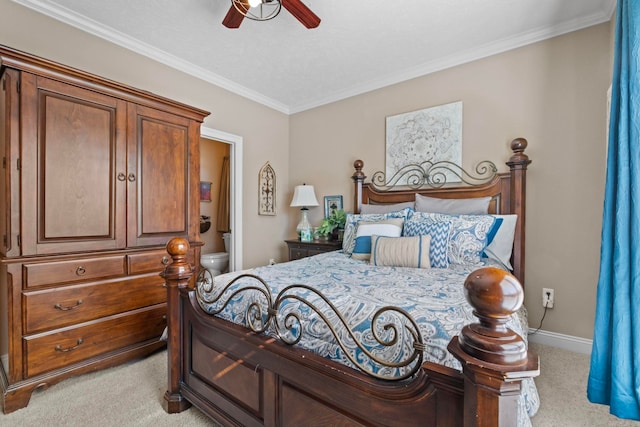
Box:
[0,46,209,413]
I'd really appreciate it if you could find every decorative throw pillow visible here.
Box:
[360,201,415,214]
[402,219,451,268]
[409,212,498,266]
[483,214,518,269]
[369,235,431,269]
[342,208,413,255]
[351,218,404,260]
[415,194,492,215]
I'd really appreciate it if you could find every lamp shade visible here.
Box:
[290,184,319,208]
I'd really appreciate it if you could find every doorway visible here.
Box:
[200,127,243,271]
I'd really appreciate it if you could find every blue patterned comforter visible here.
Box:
[196,250,539,425]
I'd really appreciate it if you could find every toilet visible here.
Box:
[200,232,232,277]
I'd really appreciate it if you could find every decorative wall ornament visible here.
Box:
[258,162,276,215]
[386,101,463,185]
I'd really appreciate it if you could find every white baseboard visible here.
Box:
[527,329,593,355]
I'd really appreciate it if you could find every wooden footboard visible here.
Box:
[162,239,539,426]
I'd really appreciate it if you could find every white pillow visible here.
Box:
[415,194,491,215]
[351,218,404,260]
[484,214,517,270]
[342,208,413,255]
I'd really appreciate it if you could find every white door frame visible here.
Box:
[200,126,243,272]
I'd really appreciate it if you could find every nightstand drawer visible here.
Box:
[289,248,308,260]
[24,255,126,289]
[285,239,342,261]
[24,304,166,377]
[23,274,166,334]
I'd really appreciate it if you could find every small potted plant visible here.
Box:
[316,209,346,241]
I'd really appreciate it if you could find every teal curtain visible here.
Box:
[587,0,640,420]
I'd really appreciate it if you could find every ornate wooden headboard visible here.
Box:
[352,138,531,286]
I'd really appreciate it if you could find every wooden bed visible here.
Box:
[162,138,538,426]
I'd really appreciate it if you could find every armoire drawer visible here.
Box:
[23,255,126,289]
[23,274,166,334]
[24,304,167,378]
[128,248,196,275]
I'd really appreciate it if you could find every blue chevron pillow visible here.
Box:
[402,219,451,268]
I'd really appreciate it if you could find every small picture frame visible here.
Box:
[324,195,343,218]
[199,181,212,202]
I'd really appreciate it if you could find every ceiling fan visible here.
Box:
[223,0,321,29]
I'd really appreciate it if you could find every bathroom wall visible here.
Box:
[200,137,231,254]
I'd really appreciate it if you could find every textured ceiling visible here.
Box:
[11,0,615,114]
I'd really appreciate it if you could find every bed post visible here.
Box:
[506,138,531,286]
[448,267,539,426]
[161,237,194,413]
[352,159,366,214]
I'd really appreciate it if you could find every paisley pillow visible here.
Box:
[408,212,498,266]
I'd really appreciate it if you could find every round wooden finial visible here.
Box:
[166,237,189,257]
[162,237,193,284]
[510,137,528,154]
[459,267,527,365]
[352,159,366,182]
[464,267,523,318]
[508,138,531,167]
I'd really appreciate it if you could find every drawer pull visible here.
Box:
[76,266,86,276]
[161,256,170,266]
[53,299,83,311]
[55,338,84,353]
[117,172,126,181]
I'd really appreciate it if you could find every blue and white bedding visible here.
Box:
[196,250,539,426]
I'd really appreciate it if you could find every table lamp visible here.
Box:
[290,184,319,241]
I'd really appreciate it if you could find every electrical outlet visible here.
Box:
[542,288,554,309]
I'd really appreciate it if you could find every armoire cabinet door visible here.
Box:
[126,103,195,247]
[0,68,21,258]
[20,73,127,255]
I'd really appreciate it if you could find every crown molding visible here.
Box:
[10,0,291,114]
[289,6,614,113]
[12,0,614,115]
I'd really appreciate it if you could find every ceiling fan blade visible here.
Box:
[223,4,245,28]
[281,0,321,28]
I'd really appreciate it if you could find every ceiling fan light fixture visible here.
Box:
[223,0,320,29]
[231,0,281,22]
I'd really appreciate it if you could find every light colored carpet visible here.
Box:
[0,351,212,427]
[0,343,637,426]
[529,342,639,426]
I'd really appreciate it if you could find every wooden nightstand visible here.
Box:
[285,239,342,261]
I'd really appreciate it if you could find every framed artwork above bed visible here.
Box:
[385,101,463,184]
